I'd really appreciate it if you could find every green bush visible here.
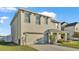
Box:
[0,40,17,45]
[0,40,5,45]
[49,34,56,44]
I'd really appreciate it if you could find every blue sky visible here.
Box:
[0,7,79,35]
[27,7,79,23]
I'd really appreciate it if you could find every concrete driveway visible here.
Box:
[30,44,79,51]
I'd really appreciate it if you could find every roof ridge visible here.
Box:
[65,22,78,27]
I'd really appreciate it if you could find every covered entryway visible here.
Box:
[44,29,68,44]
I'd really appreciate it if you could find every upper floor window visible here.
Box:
[25,12,31,23]
[45,17,48,24]
[36,15,41,24]
[56,23,59,28]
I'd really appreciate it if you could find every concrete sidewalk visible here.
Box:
[29,44,79,51]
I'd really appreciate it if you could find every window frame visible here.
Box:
[45,17,48,24]
[25,12,31,23]
[36,15,41,25]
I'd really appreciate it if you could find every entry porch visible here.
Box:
[44,29,68,44]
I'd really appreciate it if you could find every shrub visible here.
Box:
[49,34,56,44]
[0,40,5,45]
[0,40,5,42]
[0,40,17,45]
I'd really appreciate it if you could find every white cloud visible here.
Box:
[5,7,17,11]
[0,7,17,12]
[39,11,56,18]
[0,16,8,20]
[0,16,8,24]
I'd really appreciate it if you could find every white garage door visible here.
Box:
[26,34,44,44]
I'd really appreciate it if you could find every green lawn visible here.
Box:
[60,41,79,49]
[0,45,38,51]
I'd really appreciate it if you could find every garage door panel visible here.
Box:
[26,34,44,44]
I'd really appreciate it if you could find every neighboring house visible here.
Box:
[4,35,12,42]
[10,8,67,45]
[61,22,68,30]
[0,35,12,42]
[62,22,79,40]
[0,36,4,41]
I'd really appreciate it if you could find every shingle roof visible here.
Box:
[44,29,68,34]
[61,22,67,25]
[51,19,60,23]
[65,22,78,27]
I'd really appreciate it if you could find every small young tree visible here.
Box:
[49,33,57,44]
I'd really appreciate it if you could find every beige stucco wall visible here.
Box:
[57,23,61,30]
[21,11,59,34]
[11,16,18,43]
[11,11,21,44]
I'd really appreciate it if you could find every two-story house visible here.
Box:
[10,8,67,45]
[62,22,79,40]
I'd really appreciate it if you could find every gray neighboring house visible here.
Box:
[0,36,4,41]
[0,35,12,42]
[3,35,12,42]
[61,22,68,30]
[10,8,67,45]
[61,22,79,40]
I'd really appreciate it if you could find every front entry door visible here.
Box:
[46,33,49,43]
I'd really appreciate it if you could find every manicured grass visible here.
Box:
[0,45,38,51]
[60,41,79,49]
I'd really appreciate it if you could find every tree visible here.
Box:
[49,33,57,44]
